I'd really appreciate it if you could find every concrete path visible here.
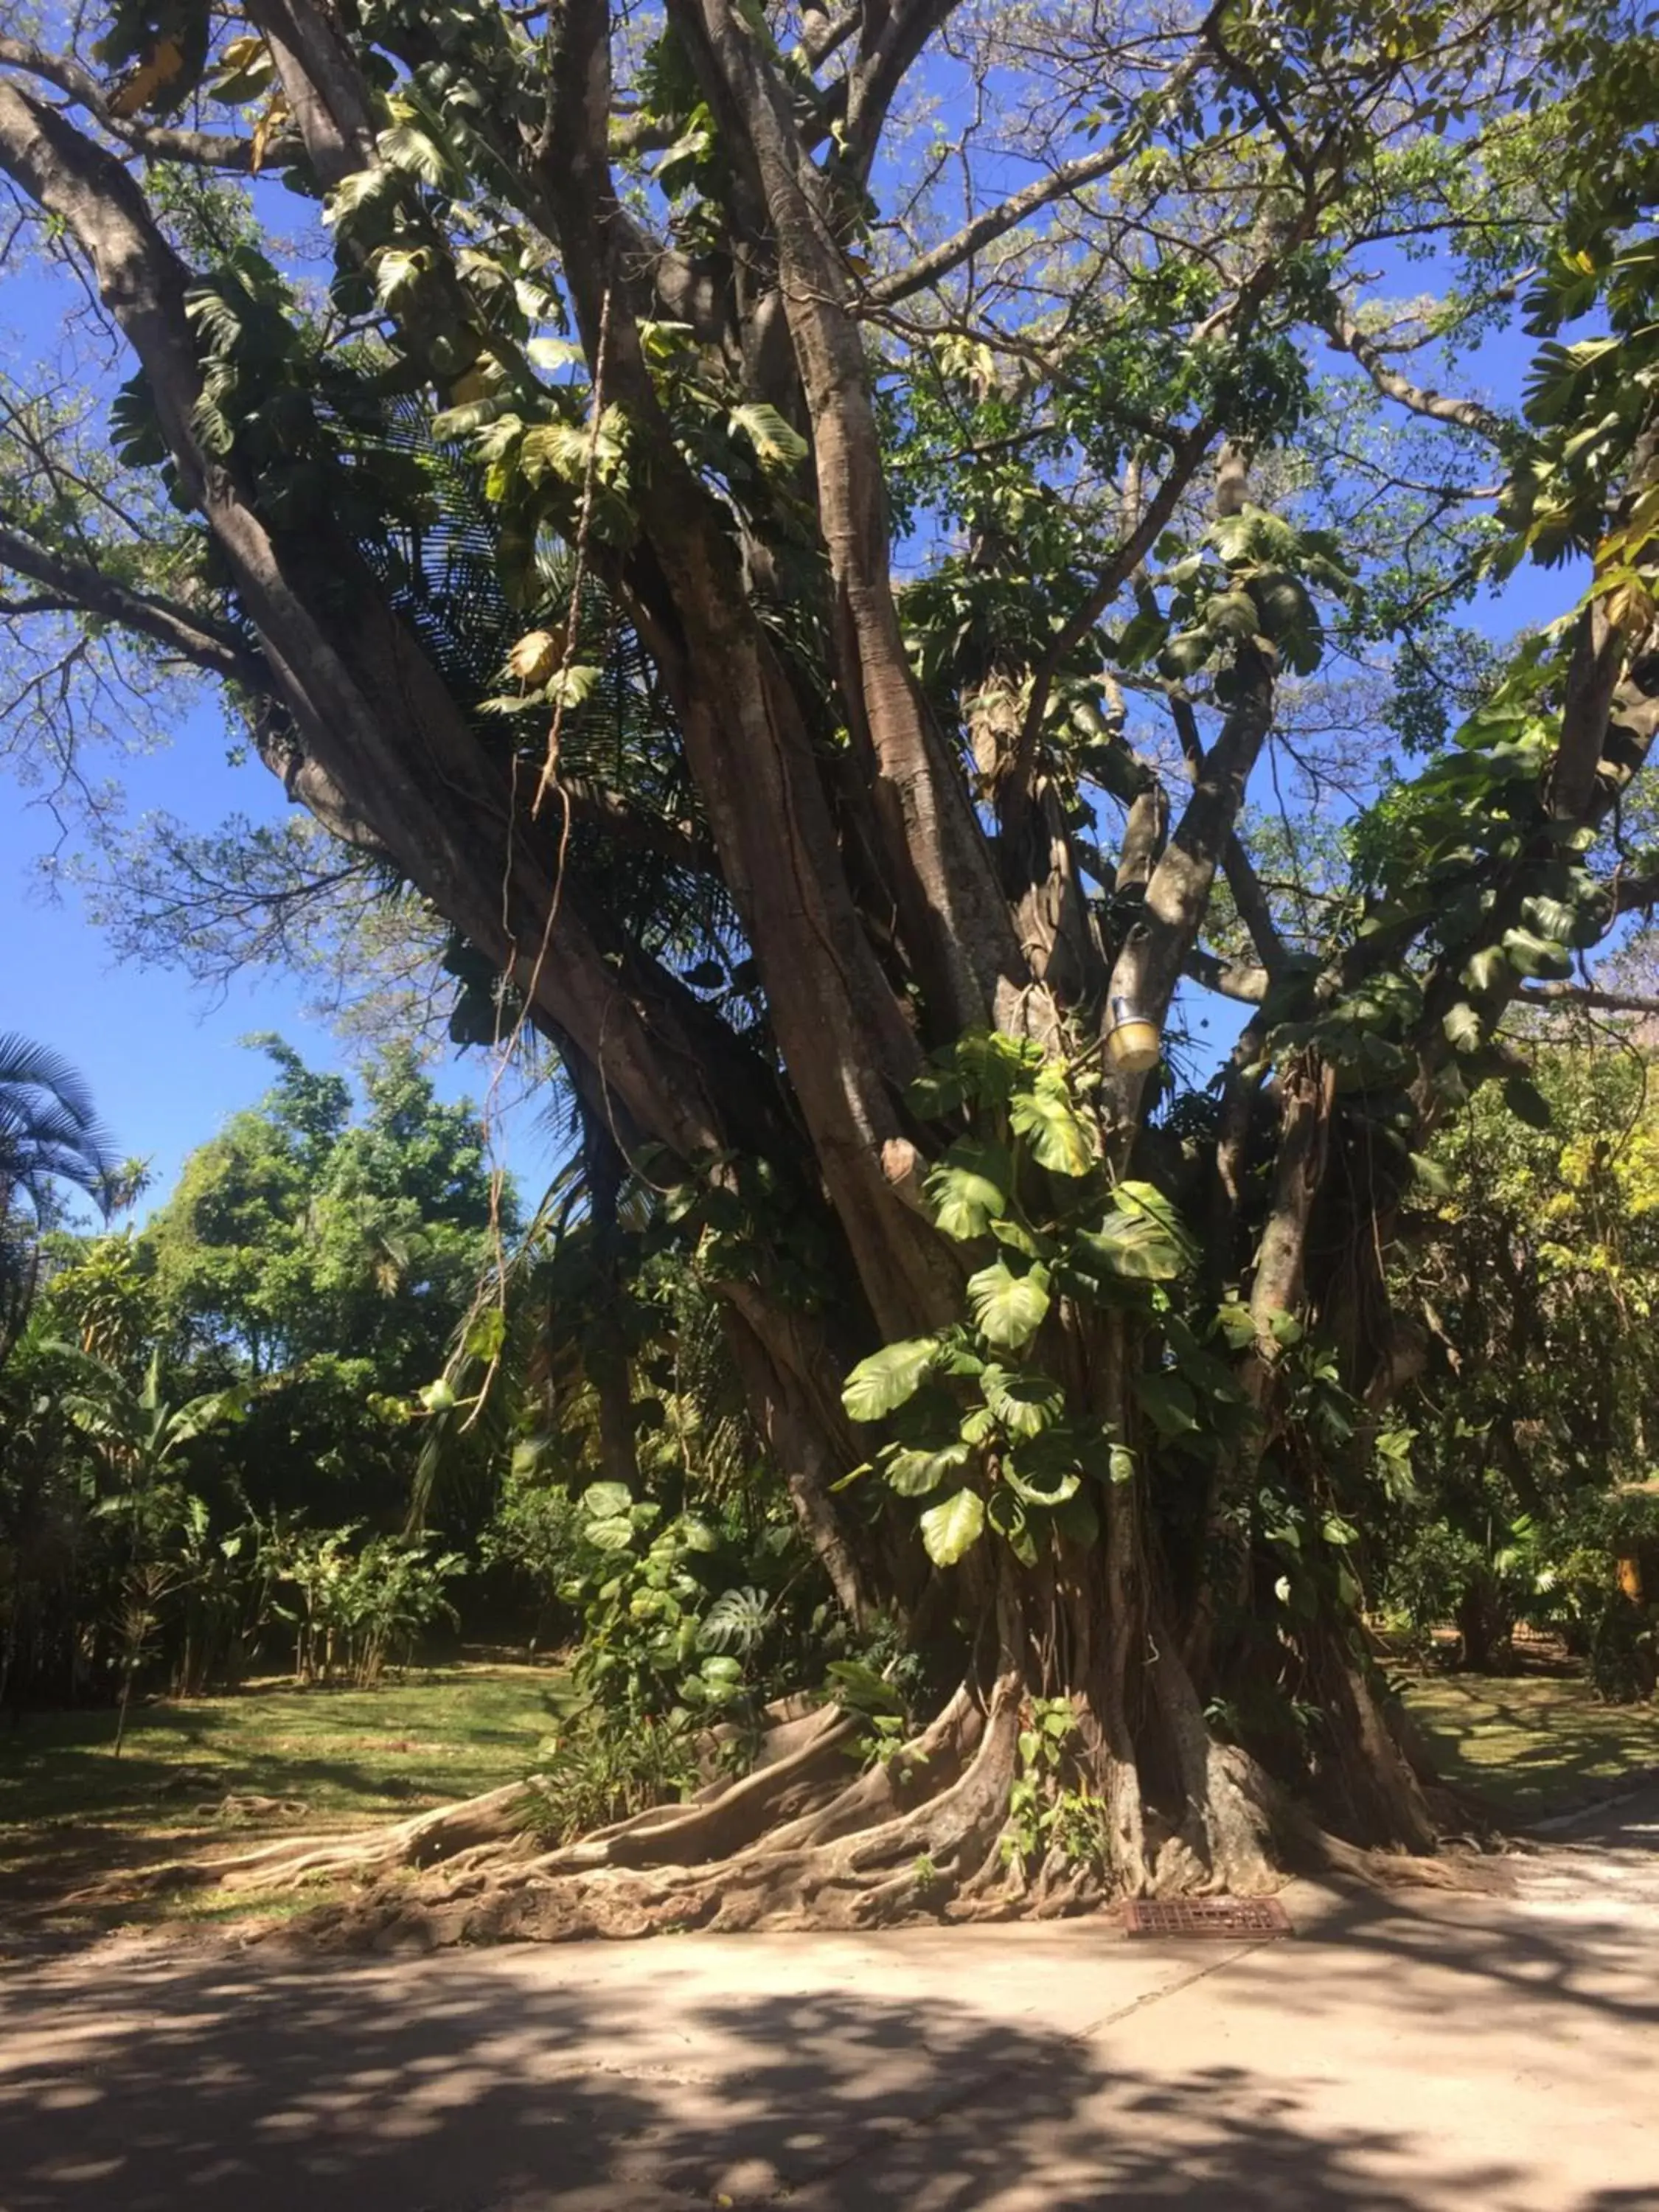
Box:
[1,1790,1655,2212]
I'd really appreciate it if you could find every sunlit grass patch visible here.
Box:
[1401,1669,1659,1822]
[0,1660,562,1926]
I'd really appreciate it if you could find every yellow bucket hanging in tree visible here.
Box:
[1106,995,1162,1074]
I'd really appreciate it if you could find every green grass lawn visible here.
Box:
[0,1660,563,1924]
[1400,1668,1659,1823]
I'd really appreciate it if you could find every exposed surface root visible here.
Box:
[276,1680,1026,1950]
[210,1703,863,1898]
[530,1701,860,1873]
[1150,1640,1280,1897]
[1250,1759,1517,1896]
[200,1668,1489,1952]
[209,1781,536,1893]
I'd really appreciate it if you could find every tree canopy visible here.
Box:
[69,1036,506,1511]
[4,0,1659,1921]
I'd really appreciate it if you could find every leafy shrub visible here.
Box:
[1381,1521,1486,1648]
[1545,1490,1659,1700]
[555,1480,753,1719]
[522,1693,700,1843]
[1004,1696,1111,1877]
[512,1475,850,1829]
[270,1525,466,1686]
[478,1453,583,1644]
[1590,1597,1658,1703]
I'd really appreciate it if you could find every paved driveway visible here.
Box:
[1,1790,1654,2211]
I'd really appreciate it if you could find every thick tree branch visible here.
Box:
[0,83,213,509]
[1320,296,1509,449]
[0,520,262,685]
[554,779,716,873]
[1184,947,1270,1003]
[243,0,377,184]
[799,5,861,70]
[537,0,985,1338]
[1222,834,1288,973]
[0,74,757,1178]
[1558,413,1659,810]
[254,713,389,855]
[1170,667,1287,975]
[844,0,961,185]
[670,0,1026,1035]
[1551,602,1629,821]
[1397,414,1659,1112]
[1010,417,1217,802]
[1409,644,1659,1104]
[0,36,281,170]
[1519,982,1659,1017]
[1106,641,1276,1119]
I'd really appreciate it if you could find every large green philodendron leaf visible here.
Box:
[1133,1371,1200,1436]
[885,1441,971,1496]
[1503,1074,1553,1130]
[841,1335,942,1420]
[1077,1180,1197,1281]
[979,1363,1065,1437]
[583,1513,637,1551]
[728,402,810,471]
[581,1479,633,1520]
[967,1260,1051,1348]
[1500,925,1572,980]
[919,1486,985,1565]
[925,1135,1012,1239]
[1009,1079,1094,1176]
[1003,1450,1082,1507]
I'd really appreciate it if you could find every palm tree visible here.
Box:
[0,1035,118,1362]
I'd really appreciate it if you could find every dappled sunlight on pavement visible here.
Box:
[1,1792,1655,2211]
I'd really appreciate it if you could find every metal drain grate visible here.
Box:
[1123,1896,1292,1939]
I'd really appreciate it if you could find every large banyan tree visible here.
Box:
[4,0,1659,1931]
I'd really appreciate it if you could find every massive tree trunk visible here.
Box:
[3,0,1656,1938]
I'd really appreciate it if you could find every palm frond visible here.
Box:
[0,1035,119,1211]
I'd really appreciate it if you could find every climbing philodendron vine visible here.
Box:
[840,1032,1233,1570]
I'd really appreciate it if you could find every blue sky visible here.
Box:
[4,711,317,1200]
[0,251,384,1206]
[0,720,543,1214]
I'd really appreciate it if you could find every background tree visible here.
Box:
[1385,1039,1659,1683]
[136,1035,510,1523]
[0,1040,506,1707]
[55,1344,246,1745]
[3,0,1659,1927]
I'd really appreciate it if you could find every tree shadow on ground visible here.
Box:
[1218,1789,1659,2048]
[0,1674,567,1935]
[1403,1669,1659,1821]
[2,1792,1652,2209]
[0,1916,1646,2212]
